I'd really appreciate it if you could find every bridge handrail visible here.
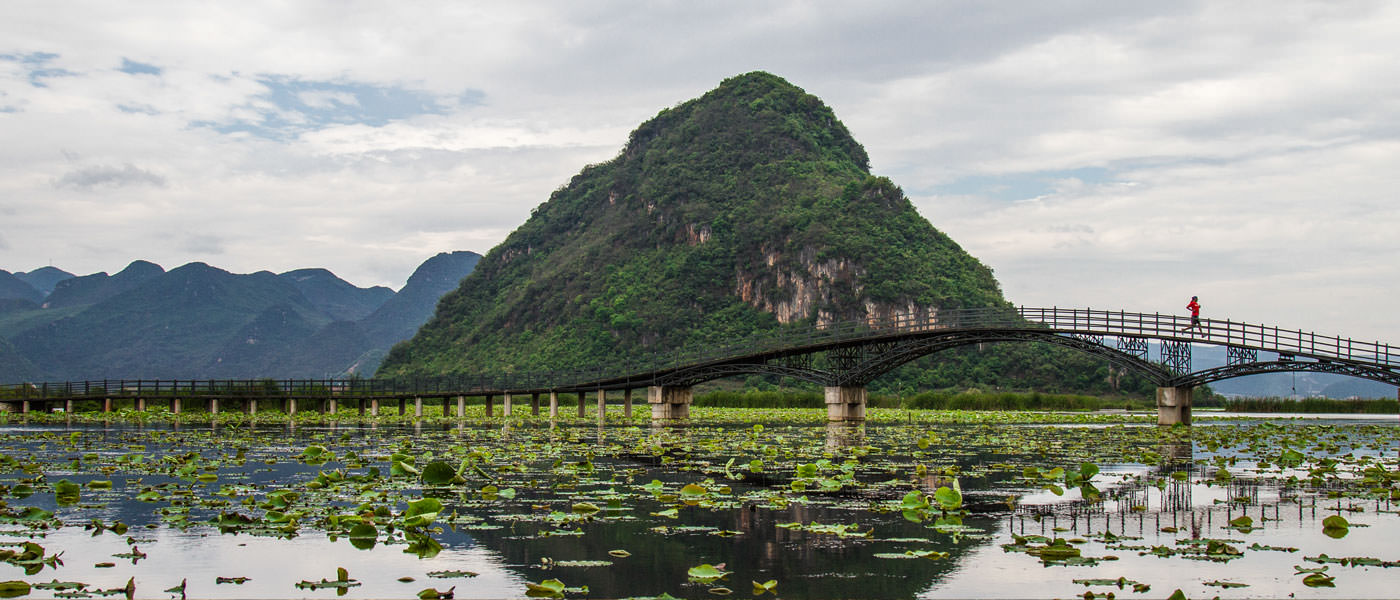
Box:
[2,307,1394,399]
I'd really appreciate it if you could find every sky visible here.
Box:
[2,1,1398,342]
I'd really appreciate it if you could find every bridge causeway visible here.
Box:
[2,307,1396,425]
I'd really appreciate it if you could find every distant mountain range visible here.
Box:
[0,251,480,382]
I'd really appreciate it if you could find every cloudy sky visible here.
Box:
[2,1,1398,341]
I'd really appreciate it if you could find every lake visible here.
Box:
[0,409,1395,598]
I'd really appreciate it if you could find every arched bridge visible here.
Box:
[3,307,1396,425]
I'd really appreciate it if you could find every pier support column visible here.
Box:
[137,397,146,412]
[172,398,181,415]
[824,385,867,422]
[485,395,494,418]
[328,398,336,414]
[549,392,559,419]
[1156,386,1193,426]
[246,398,255,415]
[104,398,111,413]
[398,398,406,416]
[455,396,465,418]
[370,398,379,416]
[64,399,72,413]
[414,396,422,418]
[442,397,449,417]
[286,398,296,415]
[531,393,541,416]
[210,398,219,415]
[624,388,633,419]
[596,389,605,421]
[504,394,513,417]
[577,392,586,418]
[20,400,28,414]
[648,386,692,420]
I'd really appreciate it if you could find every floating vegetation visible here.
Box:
[0,410,1387,597]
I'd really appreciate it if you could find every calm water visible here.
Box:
[0,415,1396,599]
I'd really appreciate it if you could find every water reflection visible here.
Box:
[0,421,1395,599]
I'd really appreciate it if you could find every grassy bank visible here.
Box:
[694,389,1156,411]
[1223,397,1398,414]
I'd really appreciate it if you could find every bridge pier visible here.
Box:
[286,398,296,415]
[596,388,605,422]
[455,395,464,418]
[328,398,336,414]
[172,398,181,414]
[504,393,513,417]
[104,397,111,413]
[209,398,218,415]
[624,388,633,418]
[648,385,692,420]
[485,394,494,418]
[549,392,559,419]
[370,398,379,416]
[137,397,146,412]
[577,392,586,418]
[825,385,867,422]
[531,393,541,416]
[246,398,254,415]
[1156,386,1193,426]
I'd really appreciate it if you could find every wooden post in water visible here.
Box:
[577,391,586,418]
[20,400,28,414]
[398,398,406,416]
[370,398,379,416]
[549,391,559,419]
[247,398,255,416]
[172,398,181,415]
[328,398,337,414]
[64,399,72,413]
[287,398,297,415]
[485,394,494,418]
[442,397,449,418]
[137,397,146,412]
[624,388,632,419]
[531,393,541,416]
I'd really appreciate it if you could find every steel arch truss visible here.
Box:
[1173,359,1400,388]
[832,330,1173,387]
[654,360,832,388]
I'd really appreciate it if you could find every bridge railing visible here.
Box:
[2,307,1394,400]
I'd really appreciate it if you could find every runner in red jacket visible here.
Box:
[1182,296,1202,333]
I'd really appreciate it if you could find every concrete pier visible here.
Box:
[531,393,541,416]
[485,395,494,418]
[549,392,559,418]
[209,398,218,415]
[824,385,867,422]
[414,396,422,418]
[370,398,379,416]
[596,389,605,421]
[1156,386,1193,425]
[504,393,513,417]
[172,398,181,414]
[456,395,465,418]
[577,392,586,418]
[648,385,692,420]
[624,388,633,418]
[286,398,296,415]
[246,398,254,415]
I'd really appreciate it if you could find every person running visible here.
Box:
[1182,296,1202,333]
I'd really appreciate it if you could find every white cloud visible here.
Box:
[0,0,1396,345]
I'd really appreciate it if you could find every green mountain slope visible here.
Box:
[380,72,1006,377]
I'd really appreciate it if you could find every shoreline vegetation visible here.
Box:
[0,388,1394,425]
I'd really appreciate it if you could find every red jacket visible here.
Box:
[1187,300,1200,316]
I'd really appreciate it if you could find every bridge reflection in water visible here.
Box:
[4,307,1398,426]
